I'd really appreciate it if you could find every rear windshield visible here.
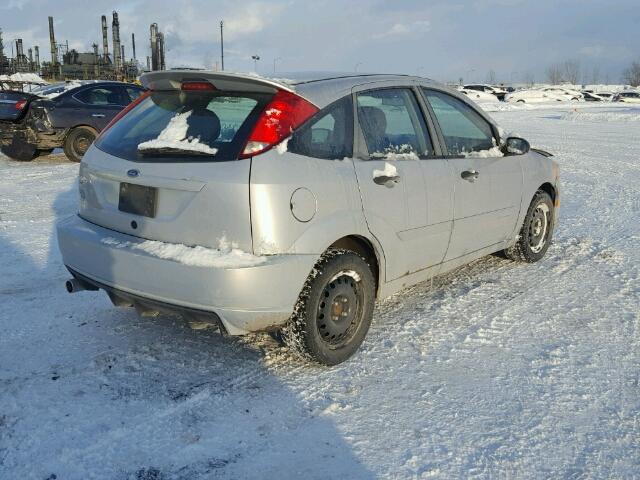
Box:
[94,90,272,162]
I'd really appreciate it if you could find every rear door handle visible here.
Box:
[373,174,400,186]
[461,170,479,182]
[91,114,106,118]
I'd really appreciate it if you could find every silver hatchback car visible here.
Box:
[58,71,559,365]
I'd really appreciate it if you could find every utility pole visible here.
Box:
[251,55,260,72]
[220,21,224,71]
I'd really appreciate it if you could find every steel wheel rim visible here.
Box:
[316,271,363,348]
[73,134,93,157]
[528,202,550,253]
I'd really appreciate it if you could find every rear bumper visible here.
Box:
[57,215,317,335]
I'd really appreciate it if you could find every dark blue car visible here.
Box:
[0,81,145,162]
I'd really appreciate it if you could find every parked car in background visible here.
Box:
[580,91,604,102]
[505,88,565,103]
[0,81,145,162]
[58,71,559,365]
[612,91,640,103]
[541,87,583,101]
[460,88,501,104]
[463,84,508,100]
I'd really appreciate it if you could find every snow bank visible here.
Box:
[138,111,218,155]
[562,109,640,122]
[101,236,266,268]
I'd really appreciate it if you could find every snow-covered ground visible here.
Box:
[1,104,639,479]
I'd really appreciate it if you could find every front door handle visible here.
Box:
[91,113,106,118]
[461,170,479,182]
[373,174,400,186]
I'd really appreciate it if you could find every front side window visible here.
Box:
[288,96,353,159]
[422,89,496,155]
[356,88,432,158]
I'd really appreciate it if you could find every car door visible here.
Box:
[421,88,523,261]
[352,85,453,281]
[72,85,130,130]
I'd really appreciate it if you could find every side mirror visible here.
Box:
[505,137,530,155]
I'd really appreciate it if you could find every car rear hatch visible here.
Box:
[0,90,36,122]
[81,71,316,253]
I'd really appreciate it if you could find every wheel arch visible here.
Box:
[329,235,381,297]
[538,182,556,203]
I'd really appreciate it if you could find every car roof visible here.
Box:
[141,70,440,108]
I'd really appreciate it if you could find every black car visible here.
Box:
[0,81,145,162]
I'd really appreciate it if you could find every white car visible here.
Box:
[505,89,566,104]
[463,84,508,100]
[460,88,501,104]
[541,87,583,101]
[612,91,640,104]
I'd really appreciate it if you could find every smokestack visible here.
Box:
[121,45,125,69]
[146,55,150,71]
[158,32,165,71]
[150,23,158,71]
[28,47,33,63]
[101,15,109,62]
[112,11,121,73]
[34,46,40,69]
[16,39,24,57]
[131,33,136,60]
[48,16,57,65]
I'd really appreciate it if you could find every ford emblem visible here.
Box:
[127,169,140,178]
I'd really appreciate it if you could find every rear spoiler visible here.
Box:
[140,70,296,94]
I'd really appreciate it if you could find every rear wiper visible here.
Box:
[137,147,215,157]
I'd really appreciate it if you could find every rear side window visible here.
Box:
[422,89,496,155]
[126,87,145,102]
[94,90,271,162]
[356,88,433,158]
[75,86,129,106]
[288,96,353,160]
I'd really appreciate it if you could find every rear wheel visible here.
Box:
[1,139,37,161]
[282,249,376,365]
[505,190,554,263]
[64,126,97,163]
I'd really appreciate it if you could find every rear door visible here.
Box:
[352,86,452,281]
[82,88,273,252]
[71,85,131,130]
[421,88,523,261]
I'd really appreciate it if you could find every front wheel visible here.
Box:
[282,249,376,365]
[64,126,97,163]
[505,190,554,262]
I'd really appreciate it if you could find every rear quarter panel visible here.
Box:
[250,150,373,256]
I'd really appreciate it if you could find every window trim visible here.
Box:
[352,86,440,161]
[419,87,501,158]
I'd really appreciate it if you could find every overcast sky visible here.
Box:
[1,0,638,84]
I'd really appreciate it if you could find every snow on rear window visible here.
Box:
[138,111,219,155]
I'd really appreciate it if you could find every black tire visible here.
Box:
[282,249,376,365]
[505,190,554,263]
[64,126,97,163]
[1,139,37,161]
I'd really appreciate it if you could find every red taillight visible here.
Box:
[97,90,151,139]
[15,99,27,110]
[181,81,216,91]
[240,90,319,159]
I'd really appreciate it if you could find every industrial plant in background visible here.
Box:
[0,12,167,82]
